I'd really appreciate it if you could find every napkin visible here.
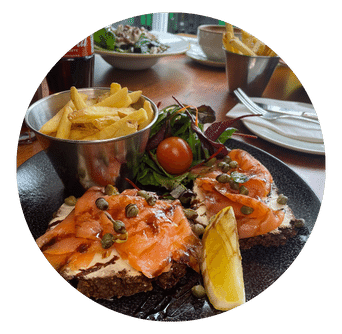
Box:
[227,98,323,143]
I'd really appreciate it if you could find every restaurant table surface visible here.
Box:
[17,53,325,202]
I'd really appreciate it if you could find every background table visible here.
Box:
[17,53,325,201]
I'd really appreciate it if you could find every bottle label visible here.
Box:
[64,36,94,58]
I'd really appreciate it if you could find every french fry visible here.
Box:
[252,39,266,55]
[229,37,257,56]
[39,82,155,141]
[68,106,120,123]
[128,90,142,104]
[39,104,68,134]
[92,115,121,130]
[117,107,136,118]
[56,106,73,139]
[241,30,257,50]
[110,82,121,95]
[94,87,132,108]
[225,23,234,36]
[69,128,99,140]
[83,108,148,140]
[138,100,154,130]
[111,120,138,138]
[70,86,87,110]
[222,22,277,57]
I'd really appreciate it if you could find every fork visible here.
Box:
[234,88,320,125]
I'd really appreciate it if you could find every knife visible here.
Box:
[256,102,319,120]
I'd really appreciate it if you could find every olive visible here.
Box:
[192,224,205,237]
[229,179,240,190]
[96,197,109,211]
[183,208,199,220]
[229,160,239,169]
[205,157,217,167]
[105,184,119,196]
[277,194,288,205]
[125,203,139,218]
[216,173,230,183]
[113,220,127,234]
[191,285,206,298]
[239,185,249,195]
[101,233,114,249]
[223,155,232,164]
[64,195,77,206]
[240,205,254,215]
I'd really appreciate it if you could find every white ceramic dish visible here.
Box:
[242,117,325,155]
[186,42,225,68]
[94,31,190,70]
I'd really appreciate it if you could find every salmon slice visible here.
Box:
[37,187,201,280]
[108,190,201,278]
[44,253,70,271]
[192,149,272,199]
[36,211,76,249]
[43,237,91,255]
[195,178,284,238]
[229,149,272,198]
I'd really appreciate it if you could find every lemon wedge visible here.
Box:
[201,206,245,311]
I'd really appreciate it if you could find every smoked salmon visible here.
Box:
[37,187,202,286]
[192,149,288,239]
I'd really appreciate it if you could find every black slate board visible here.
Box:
[17,139,320,321]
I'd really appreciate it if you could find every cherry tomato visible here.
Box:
[156,137,193,175]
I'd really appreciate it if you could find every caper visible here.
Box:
[101,233,114,249]
[125,203,139,218]
[205,157,217,167]
[239,185,249,195]
[240,205,254,215]
[113,219,127,234]
[95,197,109,211]
[229,179,240,190]
[64,195,77,206]
[217,161,226,168]
[221,163,231,173]
[223,155,232,164]
[146,195,157,206]
[191,285,206,298]
[192,224,205,237]
[216,173,230,183]
[229,160,239,169]
[105,184,119,196]
[137,190,149,199]
[183,208,199,220]
[294,218,305,228]
[277,194,288,205]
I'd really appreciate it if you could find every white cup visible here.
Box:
[197,25,226,62]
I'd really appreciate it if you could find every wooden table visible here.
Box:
[17,53,325,201]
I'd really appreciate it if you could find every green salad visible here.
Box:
[135,104,237,197]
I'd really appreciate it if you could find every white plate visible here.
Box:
[242,116,325,155]
[94,31,190,70]
[186,42,226,68]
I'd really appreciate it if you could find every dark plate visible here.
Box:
[17,139,320,321]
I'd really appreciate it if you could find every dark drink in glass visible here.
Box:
[46,36,94,94]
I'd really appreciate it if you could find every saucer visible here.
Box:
[186,43,226,68]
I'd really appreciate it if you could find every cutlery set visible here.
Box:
[234,88,320,125]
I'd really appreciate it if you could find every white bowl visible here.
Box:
[95,31,190,70]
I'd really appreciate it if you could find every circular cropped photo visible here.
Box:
[18,12,324,322]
